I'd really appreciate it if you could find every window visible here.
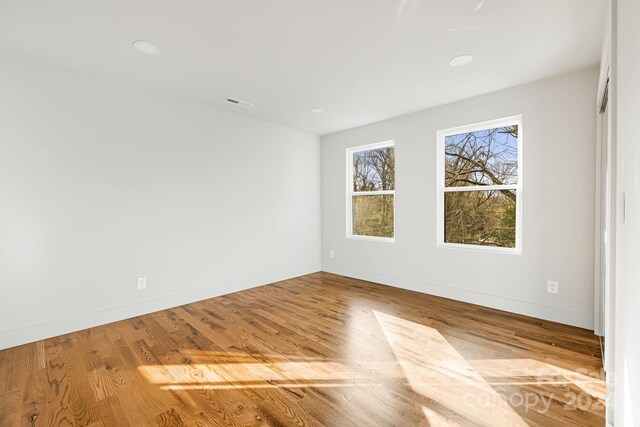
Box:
[346,141,395,242]
[437,116,522,253]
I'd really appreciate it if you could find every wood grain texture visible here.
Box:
[0,272,605,426]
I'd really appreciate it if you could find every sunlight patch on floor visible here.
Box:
[138,360,407,390]
[176,349,330,363]
[373,310,528,426]
[159,382,382,391]
[468,358,605,400]
[421,405,463,427]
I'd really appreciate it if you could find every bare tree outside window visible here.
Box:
[353,147,395,192]
[441,122,520,249]
[348,143,395,239]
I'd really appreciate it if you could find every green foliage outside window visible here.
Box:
[444,125,518,248]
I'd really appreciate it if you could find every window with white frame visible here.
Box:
[346,141,395,241]
[437,116,522,252]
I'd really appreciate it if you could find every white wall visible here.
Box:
[0,53,321,350]
[322,67,598,329]
[613,0,640,424]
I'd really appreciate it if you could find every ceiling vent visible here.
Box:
[225,97,254,108]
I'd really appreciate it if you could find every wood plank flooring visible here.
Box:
[0,272,605,426]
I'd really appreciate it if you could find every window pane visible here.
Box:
[353,147,395,191]
[445,190,516,248]
[353,194,394,238]
[445,125,518,187]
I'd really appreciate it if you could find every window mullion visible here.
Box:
[352,190,395,196]
[443,185,517,193]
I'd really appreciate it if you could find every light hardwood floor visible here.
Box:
[0,272,605,426]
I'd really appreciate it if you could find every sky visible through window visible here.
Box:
[445,126,518,188]
[353,147,395,192]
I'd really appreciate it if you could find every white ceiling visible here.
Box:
[0,0,606,135]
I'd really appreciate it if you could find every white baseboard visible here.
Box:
[0,263,321,350]
[323,264,593,330]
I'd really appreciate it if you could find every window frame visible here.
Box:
[436,115,523,254]
[346,140,396,243]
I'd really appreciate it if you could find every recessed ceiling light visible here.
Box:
[133,40,160,56]
[310,108,325,114]
[449,54,473,67]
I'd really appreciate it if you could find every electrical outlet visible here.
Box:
[137,277,147,290]
[329,250,335,258]
[547,280,558,294]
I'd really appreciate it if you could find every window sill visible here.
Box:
[437,242,521,255]
[347,235,395,243]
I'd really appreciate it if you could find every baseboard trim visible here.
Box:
[0,263,321,350]
[322,264,593,329]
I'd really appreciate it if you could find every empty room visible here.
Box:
[1,0,638,426]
